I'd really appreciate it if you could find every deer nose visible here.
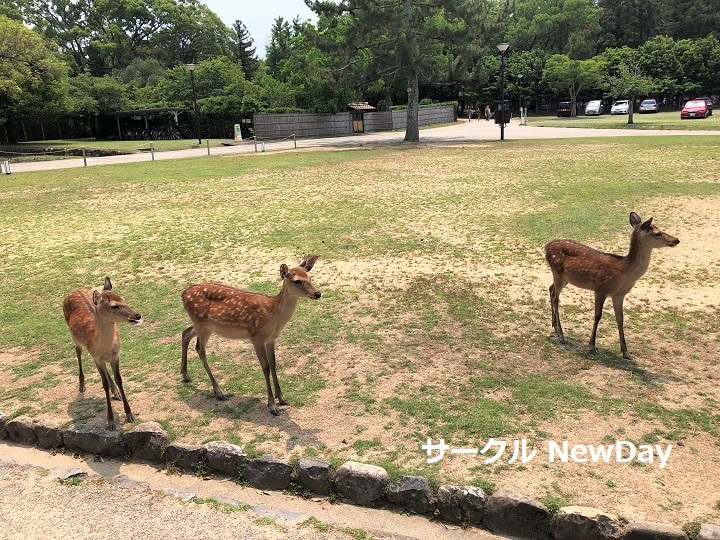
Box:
[133,314,143,321]
[314,292,322,299]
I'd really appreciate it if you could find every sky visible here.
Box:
[201,0,317,58]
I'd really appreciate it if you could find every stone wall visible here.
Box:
[2,412,718,540]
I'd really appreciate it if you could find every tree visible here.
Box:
[542,54,605,115]
[507,0,602,59]
[608,61,657,124]
[598,0,660,49]
[0,16,68,142]
[233,20,258,80]
[24,0,236,75]
[266,17,294,82]
[308,0,480,142]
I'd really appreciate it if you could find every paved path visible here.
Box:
[9,118,719,174]
[0,441,507,540]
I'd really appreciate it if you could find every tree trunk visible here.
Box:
[404,71,419,142]
[627,97,634,125]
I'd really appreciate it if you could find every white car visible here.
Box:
[611,100,630,114]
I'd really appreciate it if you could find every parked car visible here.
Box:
[695,97,713,116]
[610,100,630,114]
[681,99,711,119]
[584,100,605,115]
[638,99,659,113]
[557,101,573,117]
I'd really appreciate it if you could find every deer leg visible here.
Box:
[180,325,196,383]
[265,342,287,406]
[95,360,116,431]
[111,355,134,424]
[549,283,566,343]
[75,345,85,393]
[612,295,631,360]
[254,342,279,416]
[195,332,226,400]
[108,372,121,401]
[589,292,607,353]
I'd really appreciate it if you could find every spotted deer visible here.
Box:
[180,255,321,415]
[63,277,143,430]
[545,212,679,359]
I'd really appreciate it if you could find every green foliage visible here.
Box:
[508,0,603,59]
[542,55,606,113]
[0,16,68,128]
[4,0,720,138]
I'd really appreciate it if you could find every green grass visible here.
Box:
[529,110,720,130]
[1,135,720,524]
[2,138,234,162]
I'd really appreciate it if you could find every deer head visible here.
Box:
[280,255,321,300]
[92,277,143,325]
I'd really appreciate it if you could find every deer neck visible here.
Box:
[271,281,301,326]
[95,316,117,336]
[623,230,653,279]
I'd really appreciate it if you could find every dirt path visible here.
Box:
[0,441,507,540]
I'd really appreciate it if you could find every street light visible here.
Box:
[186,63,201,145]
[496,43,509,141]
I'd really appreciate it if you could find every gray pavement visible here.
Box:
[9,118,719,174]
[0,441,507,540]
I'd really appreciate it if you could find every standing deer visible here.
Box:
[63,277,143,430]
[545,212,679,359]
[180,255,321,416]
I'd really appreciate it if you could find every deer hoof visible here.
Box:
[182,375,192,383]
[270,408,280,416]
[107,421,116,431]
[278,398,289,406]
[215,391,227,401]
[126,412,136,423]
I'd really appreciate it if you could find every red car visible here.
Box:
[681,99,710,119]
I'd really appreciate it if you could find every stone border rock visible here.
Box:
[0,412,716,540]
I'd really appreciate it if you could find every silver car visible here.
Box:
[638,99,659,113]
[584,100,605,115]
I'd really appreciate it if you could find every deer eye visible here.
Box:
[111,304,120,309]
[293,279,302,285]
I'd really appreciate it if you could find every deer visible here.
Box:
[180,255,321,416]
[545,212,679,360]
[63,277,143,430]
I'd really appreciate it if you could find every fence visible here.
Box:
[253,105,456,140]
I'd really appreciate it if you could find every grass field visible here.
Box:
[531,109,720,130]
[0,139,233,162]
[1,135,719,529]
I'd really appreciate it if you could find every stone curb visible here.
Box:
[0,412,713,540]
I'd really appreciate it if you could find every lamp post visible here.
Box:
[186,63,201,145]
[496,43,509,141]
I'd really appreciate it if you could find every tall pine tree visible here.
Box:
[233,19,258,79]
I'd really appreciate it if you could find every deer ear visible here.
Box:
[640,217,653,231]
[300,255,319,272]
[629,212,642,227]
[280,264,290,279]
[93,289,102,305]
[103,277,112,291]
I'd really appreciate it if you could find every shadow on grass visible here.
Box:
[545,334,681,384]
[182,383,325,453]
